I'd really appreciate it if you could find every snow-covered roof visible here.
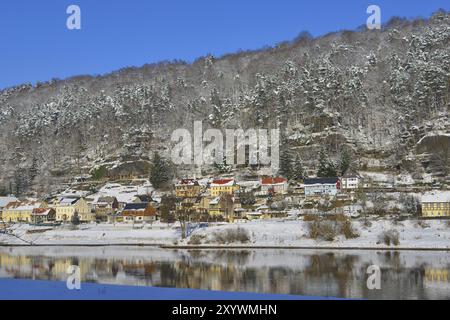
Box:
[422,191,450,203]
[56,197,80,206]
[176,179,199,186]
[32,208,54,216]
[5,201,43,211]
[236,180,260,189]
[209,197,220,205]
[91,181,154,204]
[0,196,18,208]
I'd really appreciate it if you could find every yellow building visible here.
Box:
[175,179,201,198]
[422,192,450,218]
[210,179,239,197]
[50,197,94,222]
[208,194,235,220]
[2,200,47,223]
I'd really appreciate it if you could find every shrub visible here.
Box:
[327,214,348,222]
[307,220,337,241]
[188,234,205,245]
[379,230,400,246]
[303,214,318,222]
[212,228,251,244]
[307,215,359,241]
[91,166,108,180]
[417,220,430,229]
[342,220,359,239]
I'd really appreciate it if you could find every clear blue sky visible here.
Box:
[0,0,448,89]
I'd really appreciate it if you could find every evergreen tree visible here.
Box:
[317,149,329,177]
[150,152,170,189]
[317,148,337,177]
[214,155,231,174]
[28,156,39,184]
[279,148,293,180]
[293,155,305,180]
[340,148,351,176]
[71,211,80,226]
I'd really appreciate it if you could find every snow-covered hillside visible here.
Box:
[0,11,449,195]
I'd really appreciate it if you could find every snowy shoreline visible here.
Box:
[2,219,450,250]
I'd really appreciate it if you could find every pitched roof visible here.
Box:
[0,196,18,208]
[5,201,43,211]
[123,202,149,211]
[176,179,199,186]
[304,178,340,185]
[122,203,156,216]
[32,208,55,216]
[97,196,117,204]
[261,177,287,185]
[342,169,361,178]
[211,179,235,187]
[135,195,153,203]
[422,191,450,203]
[58,197,80,205]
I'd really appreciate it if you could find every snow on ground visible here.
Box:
[1,219,450,249]
[88,180,154,204]
[0,222,179,246]
[185,219,450,249]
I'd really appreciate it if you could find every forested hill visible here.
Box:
[0,11,449,195]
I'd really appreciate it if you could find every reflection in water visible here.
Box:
[0,247,449,299]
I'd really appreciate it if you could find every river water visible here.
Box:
[0,246,449,299]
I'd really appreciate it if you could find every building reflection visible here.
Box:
[0,249,449,299]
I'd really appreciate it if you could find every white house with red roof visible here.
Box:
[260,177,288,195]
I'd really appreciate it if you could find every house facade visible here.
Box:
[2,200,47,223]
[260,177,288,195]
[122,203,157,223]
[175,179,201,198]
[210,179,239,197]
[208,194,235,220]
[51,197,94,223]
[31,208,56,224]
[341,170,362,191]
[422,192,450,218]
[0,196,18,221]
[304,178,341,197]
[93,196,119,221]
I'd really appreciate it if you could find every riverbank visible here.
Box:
[1,219,450,250]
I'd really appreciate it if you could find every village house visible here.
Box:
[422,192,450,219]
[175,179,202,198]
[2,200,47,223]
[31,208,56,225]
[192,194,210,215]
[208,194,236,221]
[50,197,94,223]
[210,179,240,197]
[122,203,157,223]
[341,170,362,191]
[304,178,341,198]
[260,177,288,196]
[0,196,18,220]
[93,196,119,221]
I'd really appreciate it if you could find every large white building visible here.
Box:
[304,178,341,197]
